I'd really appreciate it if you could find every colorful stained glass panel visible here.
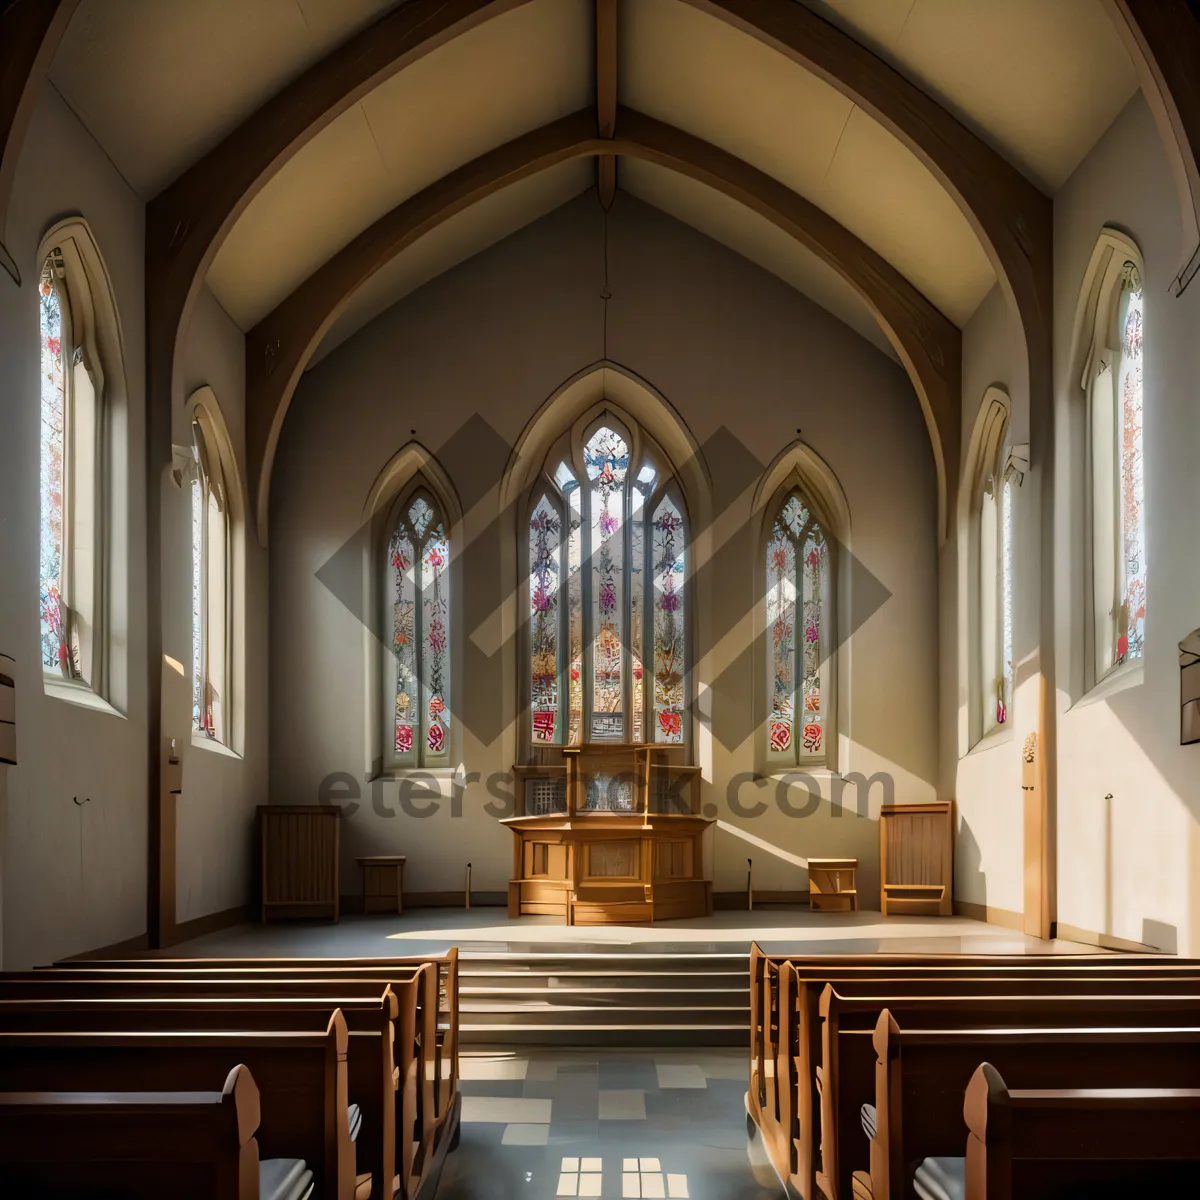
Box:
[652,496,685,743]
[1117,274,1145,664]
[586,426,628,740]
[39,257,68,674]
[529,494,561,743]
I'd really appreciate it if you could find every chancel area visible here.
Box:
[5,0,1200,1197]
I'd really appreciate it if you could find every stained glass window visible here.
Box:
[529,494,561,743]
[586,425,629,741]
[1115,270,1145,665]
[389,489,450,765]
[39,257,70,675]
[528,421,688,748]
[767,493,828,761]
[652,497,685,743]
[191,416,230,744]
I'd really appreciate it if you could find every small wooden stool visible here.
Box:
[356,855,406,915]
[807,857,858,912]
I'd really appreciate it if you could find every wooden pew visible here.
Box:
[858,1014,1200,1199]
[6,962,452,1198]
[963,1062,1200,1199]
[746,946,1200,1200]
[0,1012,362,1200]
[41,951,460,1145]
[819,985,1200,1200]
[0,990,404,1200]
[0,1062,260,1199]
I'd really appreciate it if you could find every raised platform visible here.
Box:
[148,907,1106,1047]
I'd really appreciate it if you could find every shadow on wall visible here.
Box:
[955,816,987,912]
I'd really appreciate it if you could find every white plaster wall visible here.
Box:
[171,285,268,926]
[0,88,147,967]
[1053,93,1200,954]
[269,193,939,907]
[952,283,1033,917]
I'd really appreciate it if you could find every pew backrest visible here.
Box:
[0,1062,260,1200]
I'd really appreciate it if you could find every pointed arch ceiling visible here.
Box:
[44,0,1144,544]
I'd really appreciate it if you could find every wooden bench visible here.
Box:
[0,1011,363,1200]
[0,1062,260,1199]
[44,950,460,1134]
[17,955,457,1198]
[856,1014,1200,1199]
[746,946,1200,1199]
[0,989,406,1200]
[818,985,1200,1200]
[963,1062,1200,1199]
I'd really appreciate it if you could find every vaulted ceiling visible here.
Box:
[48,0,1138,362]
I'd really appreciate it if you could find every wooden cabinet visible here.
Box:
[357,855,406,915]
[879,801,953,916]
[258,805,340,922]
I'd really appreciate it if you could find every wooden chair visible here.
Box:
[857,1013,1200,1199]
[964,1062,1200,1199]
[0,1011,363,1200]
[0,1063,260,1199]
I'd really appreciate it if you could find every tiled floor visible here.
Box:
[437,1048,782,1200]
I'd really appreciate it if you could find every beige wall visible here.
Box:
[1051,92,1200,954]
[171,285,267,926]
[270,192,940,905]
[0,88,148,967]
[0,89,266,965]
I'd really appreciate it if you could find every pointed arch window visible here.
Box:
[38,247,101,689]
[766,492,830,763]
[191,410,232,744]
[388,488,451,767]
[527,416,687,747]
[1083,245,1146,682]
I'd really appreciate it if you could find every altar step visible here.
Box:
[457,951,750,1046]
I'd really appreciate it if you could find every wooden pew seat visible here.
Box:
[0,1063,261,1200]
[963,1062,1200,1200]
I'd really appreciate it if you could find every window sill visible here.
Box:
[1075,658,1144,709]
[43,678,124,719]
[191,733,242,761]
[966,724,1014,758]
[368,767,457,784]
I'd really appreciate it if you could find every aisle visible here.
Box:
[438,1047,781,1200]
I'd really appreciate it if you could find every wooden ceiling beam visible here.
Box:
[1105,0,1200,294]
[245,107,960,547]
[596,0,618,208]
[0,0,80,285]
[684,0,1052,455]
[145,0,528,414]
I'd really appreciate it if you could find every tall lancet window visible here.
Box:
[527,416,688,747]
[1085,246,1147,681]
[767,492,829,763]
[389,490,450,767]
[38,248,100,688]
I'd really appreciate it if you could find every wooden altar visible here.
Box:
[503,743,713,925]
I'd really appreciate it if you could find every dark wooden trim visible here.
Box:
[595,0,617,208]
[148,792,176,949]
[245,108,960,546]
[0,0,80,284]
[245,107,604,541]
[173,904,252,946]
[143,1,530,955]
[341,892,507,914]
[687,0,1052,520]
[145,0,525,415]
[953,899,1024,931]
[1106,0,1200,294]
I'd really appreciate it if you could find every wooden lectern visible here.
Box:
[504,743,713,925]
